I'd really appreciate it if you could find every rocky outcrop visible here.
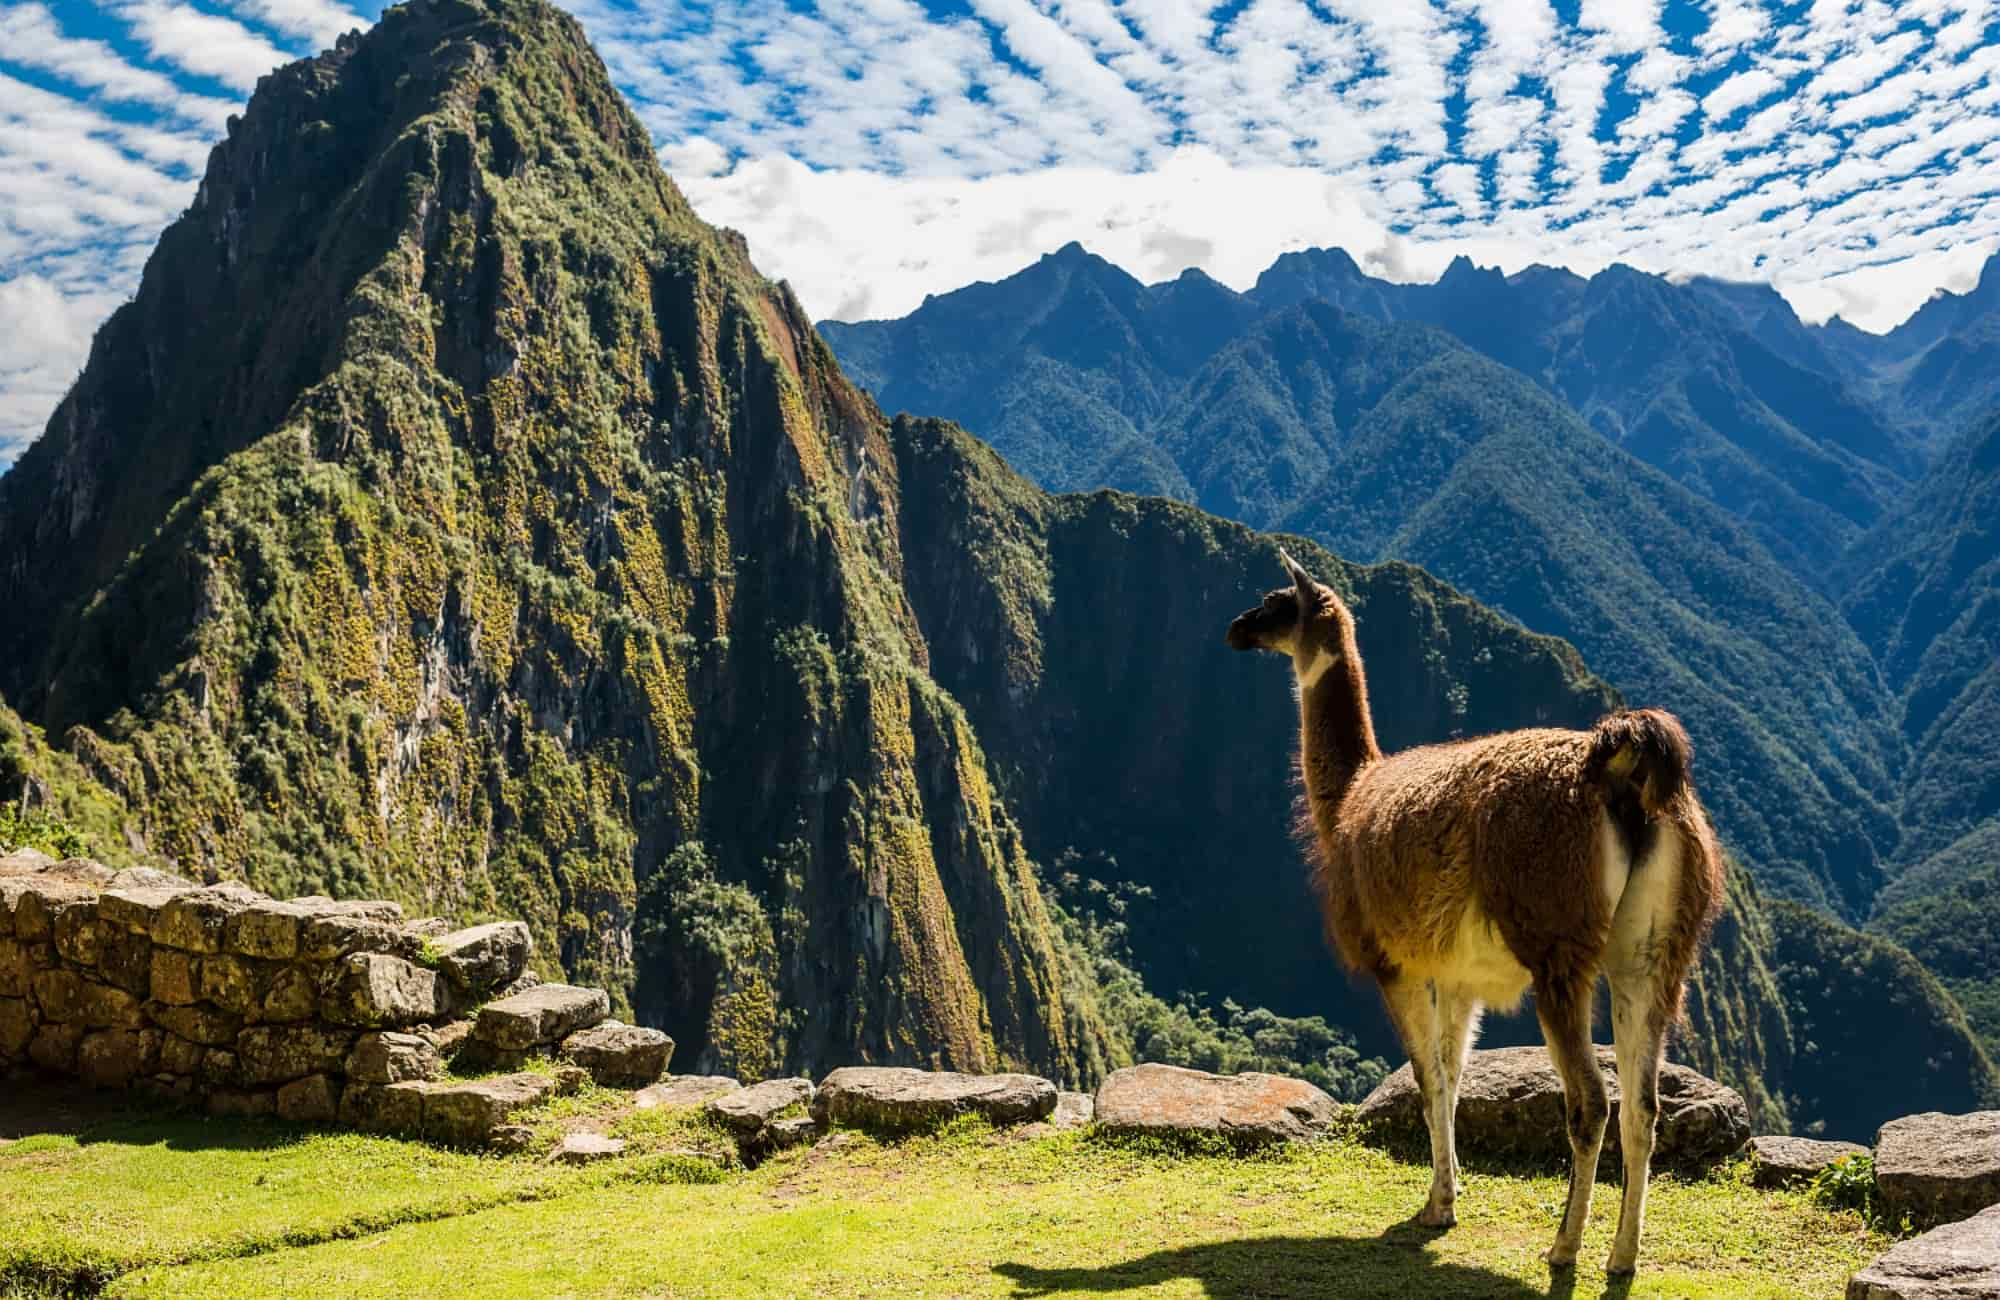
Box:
[1875,1111,2000,1227]
[0,856,612,1138]
[1748,1135,1868,1189]
[1356,1047,1750,1170]
[1848,1202,2000,1299]
[812,1067,1057,1133]
[1094,1063,1339,1145]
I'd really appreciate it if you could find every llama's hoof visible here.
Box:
[1542,1244,1578,1269]
[1416,1203,1456,1229]
[1605,1253,1638,1277]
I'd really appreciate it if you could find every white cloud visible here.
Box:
[0,274,127,463]
[0,3,236,127]
[112,0,296,92]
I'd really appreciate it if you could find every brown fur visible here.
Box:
[1230,550,1725,1273]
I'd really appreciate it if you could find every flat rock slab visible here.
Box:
[707,1077,814,1135]
[813,1067,1056,1133]
[635,1075,741,1110]
[1095,1064,1338,1145]
[429,922,531,996]
[1750,1135,1869,1189]
[1357,1046,1750,1170]
[1848,1202,2000,1299]
[560,1021,673,1088]
[424,1072,559,1145]
[551,1132,627,1164]
[1877,1111,2000,1227]
[475,983,608,1051]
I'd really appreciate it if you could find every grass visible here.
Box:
[1,1087,1891,1299]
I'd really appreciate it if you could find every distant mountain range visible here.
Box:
[819,241,2000,1054]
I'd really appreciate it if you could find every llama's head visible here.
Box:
[1226,549,1355,685]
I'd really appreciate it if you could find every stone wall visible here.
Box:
[0,851,669,1140]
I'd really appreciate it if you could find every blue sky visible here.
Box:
[3,0,2000,461]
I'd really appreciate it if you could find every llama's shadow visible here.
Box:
[995,1219,1633,1298]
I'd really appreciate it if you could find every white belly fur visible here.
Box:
[1433,905,1533,1010]
[1606,811,1682,980]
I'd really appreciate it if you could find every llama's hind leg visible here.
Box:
[1535,976,1607,1268]
[1605,974,1666,1275]
[1381,975,1477,1227]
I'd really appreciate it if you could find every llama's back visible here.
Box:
[1310,713,1722,1000]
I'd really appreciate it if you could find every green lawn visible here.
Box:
[2,1086,1888,1298]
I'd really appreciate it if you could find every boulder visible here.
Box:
[1848,1202,2000,1299]
[346,1031,445,1084]
[560,1021,673,1087]
[1095,1064,1339,1145]
[707,1077,815,1136]
[1749,1135,1870,1189]
[813,1067,1057,1133]
[1356,1046,1749,1170]
[635,1075,741,1110]
[338,1081,431,1135]
[424,1072,559,1145]
[427,922,531,995]
[276,1074,341,1123]
[474,983,608,1051]
[551,1132,626,1164]
[1876,1111,2000,1227]
[321,953,449,1028]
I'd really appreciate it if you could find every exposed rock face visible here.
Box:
[1848,1202,2000,1299]
[1094,1064,1339,1145]
[1749,1135,1869,1189]
[1356,1047,1750,1170]
[1876,1112,2000,1226]
[560,1021,672,1087]
[812,1067,1057,1132]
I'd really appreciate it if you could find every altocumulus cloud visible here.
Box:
[4,0,2000,462]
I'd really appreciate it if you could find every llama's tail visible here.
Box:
[1585,708,1693,818]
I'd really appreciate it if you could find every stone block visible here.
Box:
[52,905,100,965]
[0,939,29,997]
[1847,1202,2000,1298]
[321,953,448,1027]
[236,1024,354,1086]
[225,901,310,960]
[339,1080,431,1134]
[28,1022,81,1072]
[78,1028,161,1088]
[474,983,608,1051]
[159,1033,204,1075]
[149,948,199,1005]
[765,1116,821,1150]
[148,1001,243,1046]
[346,1031,445,1084]
[1052,1090,1095,1130]
[200,1048,241,1087]
[428,922,531,995]
[813,1068,1058,1133]
[559,1020,673,1087]
[634,1076,740,1111]
[708,1077,814,1136]
[155,891,242,953]
[77,981,145,1029]
[423,1072,559,1145]
[206,1088,276,1119]
[421,1019,475,1061]
[276,1073,341,1123]
[260,966,317,1022]
[295,899,413,961]
[1749,1135,1869,1189]
[198,954,267,1017]
[30,968,83,1022]
[6,877,95,944]
[0,996,32,1056]
[97,886,186,933]
[551,1133,625,1164]
[97,928,153,996]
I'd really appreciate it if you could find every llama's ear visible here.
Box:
[1278,548,1323,607]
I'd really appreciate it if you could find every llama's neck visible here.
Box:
[1297,640,1381,823]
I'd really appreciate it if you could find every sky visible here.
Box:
[3,0,2000,463]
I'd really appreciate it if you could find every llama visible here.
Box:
[1227,550,1723,1276]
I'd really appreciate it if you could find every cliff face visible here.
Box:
[0,0,1093,1081]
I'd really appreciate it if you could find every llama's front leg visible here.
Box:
[1427,986,1482,1222]
[1606,977,1666,1276]
[1380,975,1454,1227]
[1535,977,1607,1268]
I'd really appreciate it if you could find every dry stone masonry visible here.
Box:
[0,852,670,1140]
